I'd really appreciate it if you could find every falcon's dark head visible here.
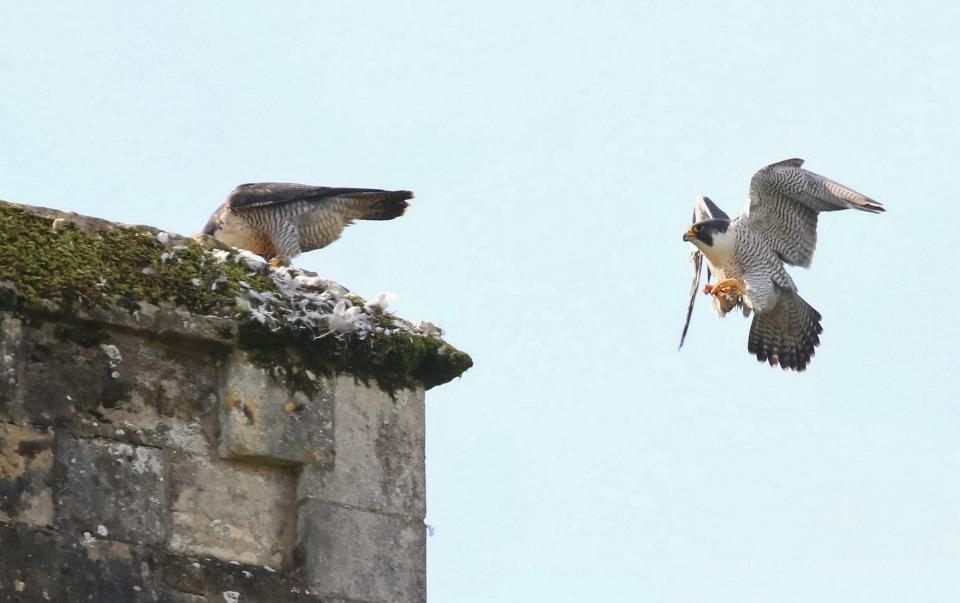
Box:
[201,205,226,236]
[682,219,730,247]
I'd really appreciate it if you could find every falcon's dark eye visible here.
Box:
[693,225,703,232]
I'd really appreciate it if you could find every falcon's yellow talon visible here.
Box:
[711,278,744,296]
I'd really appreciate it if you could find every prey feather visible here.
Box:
[678,249,703,350]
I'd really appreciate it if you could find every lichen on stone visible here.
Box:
[0,203,275,314]
[0,201,471,391]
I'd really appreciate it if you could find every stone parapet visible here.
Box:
[0,200,469,602]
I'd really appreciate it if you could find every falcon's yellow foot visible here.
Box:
[268,257,288,268]
[711,278,745,296]
[702,283,715,295]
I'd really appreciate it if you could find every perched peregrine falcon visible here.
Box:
[679,158,883,371]
[202,183,413,265]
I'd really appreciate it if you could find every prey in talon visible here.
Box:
[703,277,745,315]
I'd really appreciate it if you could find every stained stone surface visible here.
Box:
[0,200,468,603]
[298,376,426,518]
[0,522,339,603]
[1,308,436,601]
[0,422,54,526]
[168,447,297,567]
[55,434,167,545]
[0,315,20,422]
[15,322,220,429]
[298,500,427,603]
[218,353,334,468]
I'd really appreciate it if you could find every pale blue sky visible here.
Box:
[3,2,960,601]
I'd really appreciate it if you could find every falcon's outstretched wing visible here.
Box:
[227,183,409,210]
[741,158,884,268]
[679,195,729,350]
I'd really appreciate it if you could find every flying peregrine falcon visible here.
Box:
[202,183,413,265]
[679,158,883,371]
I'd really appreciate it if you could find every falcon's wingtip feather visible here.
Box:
[856,196,885,214]
[768,158,805,168]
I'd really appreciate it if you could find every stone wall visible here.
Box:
[0,201,470,602]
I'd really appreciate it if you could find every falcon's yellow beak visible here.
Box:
[682,227,696,242]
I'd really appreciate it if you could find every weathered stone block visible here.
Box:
[55,434,167,545]
[298,500,426,603]
[218,353,334,467]
[80,409,214,457]
[0,200,471,603]
[16,320,221,429]
[0,522,156,603]
[0,314,21,422]
[89,329,221,420]
[90,299,238,347]
[0,522,333,603]
[298,377,425,519]
[0,522,60,603]
[67,538,157,602]
[187,556,333,603]
[163,554,208,596]
[168,448,296,567]
[0,423,54,526]
[16,320,131,425]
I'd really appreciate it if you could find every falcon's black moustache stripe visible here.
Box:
[692,219,730,247]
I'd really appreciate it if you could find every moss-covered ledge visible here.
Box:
[0,200,471,392]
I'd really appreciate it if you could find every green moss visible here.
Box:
[0,203,277,314]
[237,320,472,394]
[0,202,472,392]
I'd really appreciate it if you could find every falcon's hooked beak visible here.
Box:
[682,227,695,242]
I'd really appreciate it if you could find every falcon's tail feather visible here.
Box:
[747,290,823,372]
[344,190,413,221]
